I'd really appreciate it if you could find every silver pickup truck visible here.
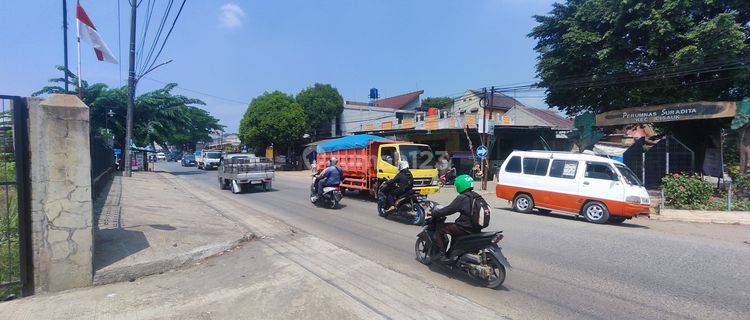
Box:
[218,154,275,193]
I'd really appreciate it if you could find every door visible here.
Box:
[377,146,399,179]
[579,161,624,206]
[543,159,582,212]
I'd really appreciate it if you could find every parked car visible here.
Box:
[218,154,275,193]
[495,150,650,224]
[156,152,166,161]
[167,151,181,162]
[181,154,197,167]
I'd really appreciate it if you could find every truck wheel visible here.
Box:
[263,182,271,191]
[231,180,242,194]
[582,201,610,224]
[512,194,534,213]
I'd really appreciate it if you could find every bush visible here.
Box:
[661,173,714,209]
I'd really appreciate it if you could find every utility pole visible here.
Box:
[481,87,494,191]
[123,0,137,177]
[62,0,69,92]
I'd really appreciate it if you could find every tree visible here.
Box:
[421,97,454,110]
[529,0,750,116]
[33,66,223,151]
[295,83,343,137]
[239,91,306,153]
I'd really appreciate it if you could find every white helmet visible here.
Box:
[398,160,409,170]
[329,157,338,166]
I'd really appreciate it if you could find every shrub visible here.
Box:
[661,173,713,209]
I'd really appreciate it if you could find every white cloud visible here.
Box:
[218,3,246,29]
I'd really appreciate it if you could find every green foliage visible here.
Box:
[421,97,454,110]
[33,66,223,150]
[295,83,343,137]
[239,91,306,151]
[661,173,714,209]
[529,0,750,116]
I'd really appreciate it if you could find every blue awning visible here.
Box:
[316,134,391,153]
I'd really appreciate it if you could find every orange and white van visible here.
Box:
[496,151,650,224]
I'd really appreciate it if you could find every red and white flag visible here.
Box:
[76,1,118,64]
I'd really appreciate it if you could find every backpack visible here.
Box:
[469,192,491,229]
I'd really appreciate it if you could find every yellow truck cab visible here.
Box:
[377,143,440,195]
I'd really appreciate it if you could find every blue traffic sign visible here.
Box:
[476,145,488,159]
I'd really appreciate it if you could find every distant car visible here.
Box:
[181,155,197,167]
[167,151,181,162]
[156,152,166,161]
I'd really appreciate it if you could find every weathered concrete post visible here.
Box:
[28,94,94,292]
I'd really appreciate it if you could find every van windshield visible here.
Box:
[615,163,642,186]
[206,152,222,159]
[399,145,436,169]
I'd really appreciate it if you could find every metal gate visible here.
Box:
[0,96,32,299]
[623,135,695,189]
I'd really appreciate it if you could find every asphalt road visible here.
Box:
[161,162,750,320]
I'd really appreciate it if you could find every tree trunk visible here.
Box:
[740,125,750,173]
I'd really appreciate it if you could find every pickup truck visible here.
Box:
[218,154,275,194]
[197,150,222,170]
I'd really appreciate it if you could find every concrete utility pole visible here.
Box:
[124,0,137,177]
[62,0,69,92]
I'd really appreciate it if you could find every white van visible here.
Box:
[496,151,650,224]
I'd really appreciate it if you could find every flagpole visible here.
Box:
[76,0,82,99]
[63,0,69,92]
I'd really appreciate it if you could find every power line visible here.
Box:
[139,0,174,75]
[140,0,186,77]
[141,77,251,105]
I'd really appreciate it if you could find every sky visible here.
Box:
[0,0,557,133]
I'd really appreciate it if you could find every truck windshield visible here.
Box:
[399,145,436,169]
[615,163,642,186]
[206,152,222,159]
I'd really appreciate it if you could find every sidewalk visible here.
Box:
[652,208,750,225]
[93,172,250,285]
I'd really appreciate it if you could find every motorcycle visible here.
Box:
[309,176,343,209]
[414,203,510,289]
[377,185,426,225]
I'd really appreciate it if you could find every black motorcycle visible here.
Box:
[415,207,510,289]
[377,188,426,225]
[309,177,342,209]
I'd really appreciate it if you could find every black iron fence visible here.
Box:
[90,134,115,200]
[0,95,32,299]
[623,135,695,189]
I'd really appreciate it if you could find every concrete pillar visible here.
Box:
[28,94,93,292]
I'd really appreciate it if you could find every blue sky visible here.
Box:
[1,0,557,132]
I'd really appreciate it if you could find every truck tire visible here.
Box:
[263,182,271,191]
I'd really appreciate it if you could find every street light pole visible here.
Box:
[123,0,136,177]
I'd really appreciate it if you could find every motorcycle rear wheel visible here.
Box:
[486,260,506,289]
[411,202,425,225]
[414,235,431,265]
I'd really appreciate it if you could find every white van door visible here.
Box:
[579,161,624,203]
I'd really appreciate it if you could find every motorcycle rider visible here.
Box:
[381,160,414,213]
[428,174,485,262]
[313,157,343,202]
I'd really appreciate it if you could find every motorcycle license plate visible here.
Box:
[250,180,262,184]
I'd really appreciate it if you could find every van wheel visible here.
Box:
[582,201,610,224]
[512,194,534,213]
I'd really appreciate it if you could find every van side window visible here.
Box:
[522,157,550,176]
[505,156,521,173]
[549,160,578,179]
[585,162,617,181]
[381,147,397,166]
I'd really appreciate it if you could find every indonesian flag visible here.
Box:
[76,1,118,64]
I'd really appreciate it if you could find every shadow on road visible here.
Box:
[95,228,150,270]
[168,170,205,176]
[509,209,651,229]
[426,263,509,291]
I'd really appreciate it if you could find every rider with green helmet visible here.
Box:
[429,174,487,261]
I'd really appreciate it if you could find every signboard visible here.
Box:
[465,115,476,128]
[425,115,438,130]
[363,124,374,131]
[476,145,488,159]
[501,115,512,125]
[113,148,122,155]
[400,118,414,129]
[596,101,737,126]
[381,121,393,130]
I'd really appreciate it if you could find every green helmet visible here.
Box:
[454,174,474,193]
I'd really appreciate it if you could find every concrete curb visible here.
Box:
[94,234,253,285]
[653,209,750,225]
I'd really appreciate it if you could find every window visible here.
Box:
[505,156,521,173]
[381,147,397,166]
[615,163,641,186]
[522,157,550,176]
[399,145,436,169]
[585,162,617,181]
[549,160,578,179]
